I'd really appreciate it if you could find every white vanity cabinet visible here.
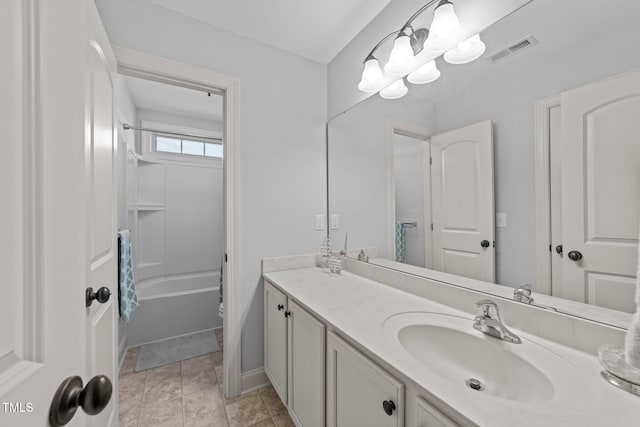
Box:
[264,280,325,427]
[326,331,405,427]
[415,397,458,427]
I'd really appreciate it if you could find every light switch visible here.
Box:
[496,213,507,228]
[315,214,325,231]
[330,214,340,230]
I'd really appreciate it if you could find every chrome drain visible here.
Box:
[466,378,485,391]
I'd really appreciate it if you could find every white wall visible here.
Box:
[96,0,327,373]
[328,92,436,259]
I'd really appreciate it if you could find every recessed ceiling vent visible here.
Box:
[487,35,539,64]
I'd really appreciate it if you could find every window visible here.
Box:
[154,134,223,158]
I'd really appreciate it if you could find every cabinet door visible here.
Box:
[327,332,404,427]
[264,280,288,404]
[288,300,325,427]
[416,397,458,427]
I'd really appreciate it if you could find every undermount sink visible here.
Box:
[382,312,594,404]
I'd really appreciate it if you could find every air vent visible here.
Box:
[487,36,539,64]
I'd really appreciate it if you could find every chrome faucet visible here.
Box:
[513,285,534,304]
[473,299,522,344]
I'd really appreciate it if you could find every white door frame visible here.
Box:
[386,120,435,266]
[533,94,561,296]
[112,47,241,397]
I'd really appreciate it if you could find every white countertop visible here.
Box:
[263,267,639,427]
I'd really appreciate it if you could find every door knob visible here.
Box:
[568,251,583,261]
[284,311,291,318]
[480,240,490,248]
[86,287,111,307]
[555,245,563,255]
[382,400,396,416]
[49,375,112,426]
[277,304,284,311]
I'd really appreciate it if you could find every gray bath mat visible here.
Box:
[135,330,220,372]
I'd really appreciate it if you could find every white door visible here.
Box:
[559,69,640,312]
[0,1,118,426]
[431,121,495,282]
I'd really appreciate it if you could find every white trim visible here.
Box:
[534,95,561,296]
[240,367,270,394]
[386,121,435,264]
[113,46,242,398]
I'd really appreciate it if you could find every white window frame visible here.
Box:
[141,119,223,165]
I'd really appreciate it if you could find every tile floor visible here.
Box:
[119,328,294,427]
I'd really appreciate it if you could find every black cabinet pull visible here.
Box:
[480,240,490,248]
[277,304,284,311]
[284,311,291,318]
[555,245,563,255]
[382,400,395,416]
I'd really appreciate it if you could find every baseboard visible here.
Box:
[241,368,270,394]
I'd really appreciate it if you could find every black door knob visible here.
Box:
[382,400,396,416]
[568,251,583,261]
[284,311,291,318]
[480,240,490,248]
[49,375,112,426]
[86,287,111,307]
[277,304,284,311]
[555,245,563,255]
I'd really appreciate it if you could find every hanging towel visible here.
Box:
[118,230,139,321]
[395,223,406,263]
[624,221,640,368]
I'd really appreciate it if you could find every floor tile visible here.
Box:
[224,391,271,427]
[272,413,295,427]
[143,363,182,400]
[258,386,287,417]
[138,394,183,427]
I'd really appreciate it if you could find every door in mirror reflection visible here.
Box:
[556,69,640,313]
[431,121,495,282]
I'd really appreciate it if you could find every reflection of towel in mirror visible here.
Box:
[624,223,640,369]
[395,223,405,263]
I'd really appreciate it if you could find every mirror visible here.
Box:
[328,0,640,329]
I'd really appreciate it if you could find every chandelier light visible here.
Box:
[357,0,489,99]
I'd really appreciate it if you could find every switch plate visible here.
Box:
[315,214,325,231]
[330,214,339,230]
[496,213,507,228]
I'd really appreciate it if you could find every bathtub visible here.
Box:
[125,271,222,347]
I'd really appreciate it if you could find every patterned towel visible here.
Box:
[118,230,139,321]
[395,223,405,263]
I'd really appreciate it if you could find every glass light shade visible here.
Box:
[444,34,486,64]
[384,34,416,76]
[407,60,441,84]
[358,58,385,92]
[380,79,408,100]
[424,1,463,53]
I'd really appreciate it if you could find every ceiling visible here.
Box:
[123,75,223,121]
[146,0,392,64]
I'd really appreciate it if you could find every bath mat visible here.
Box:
[135,330,220,372]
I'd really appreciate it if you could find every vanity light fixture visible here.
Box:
[357,55,385,93]
[407,60,441,84]
[380,79,409,100]
[357,0,488,99]
[424,0,463,53]
[444,34,487,64]
[384,31,417,76]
